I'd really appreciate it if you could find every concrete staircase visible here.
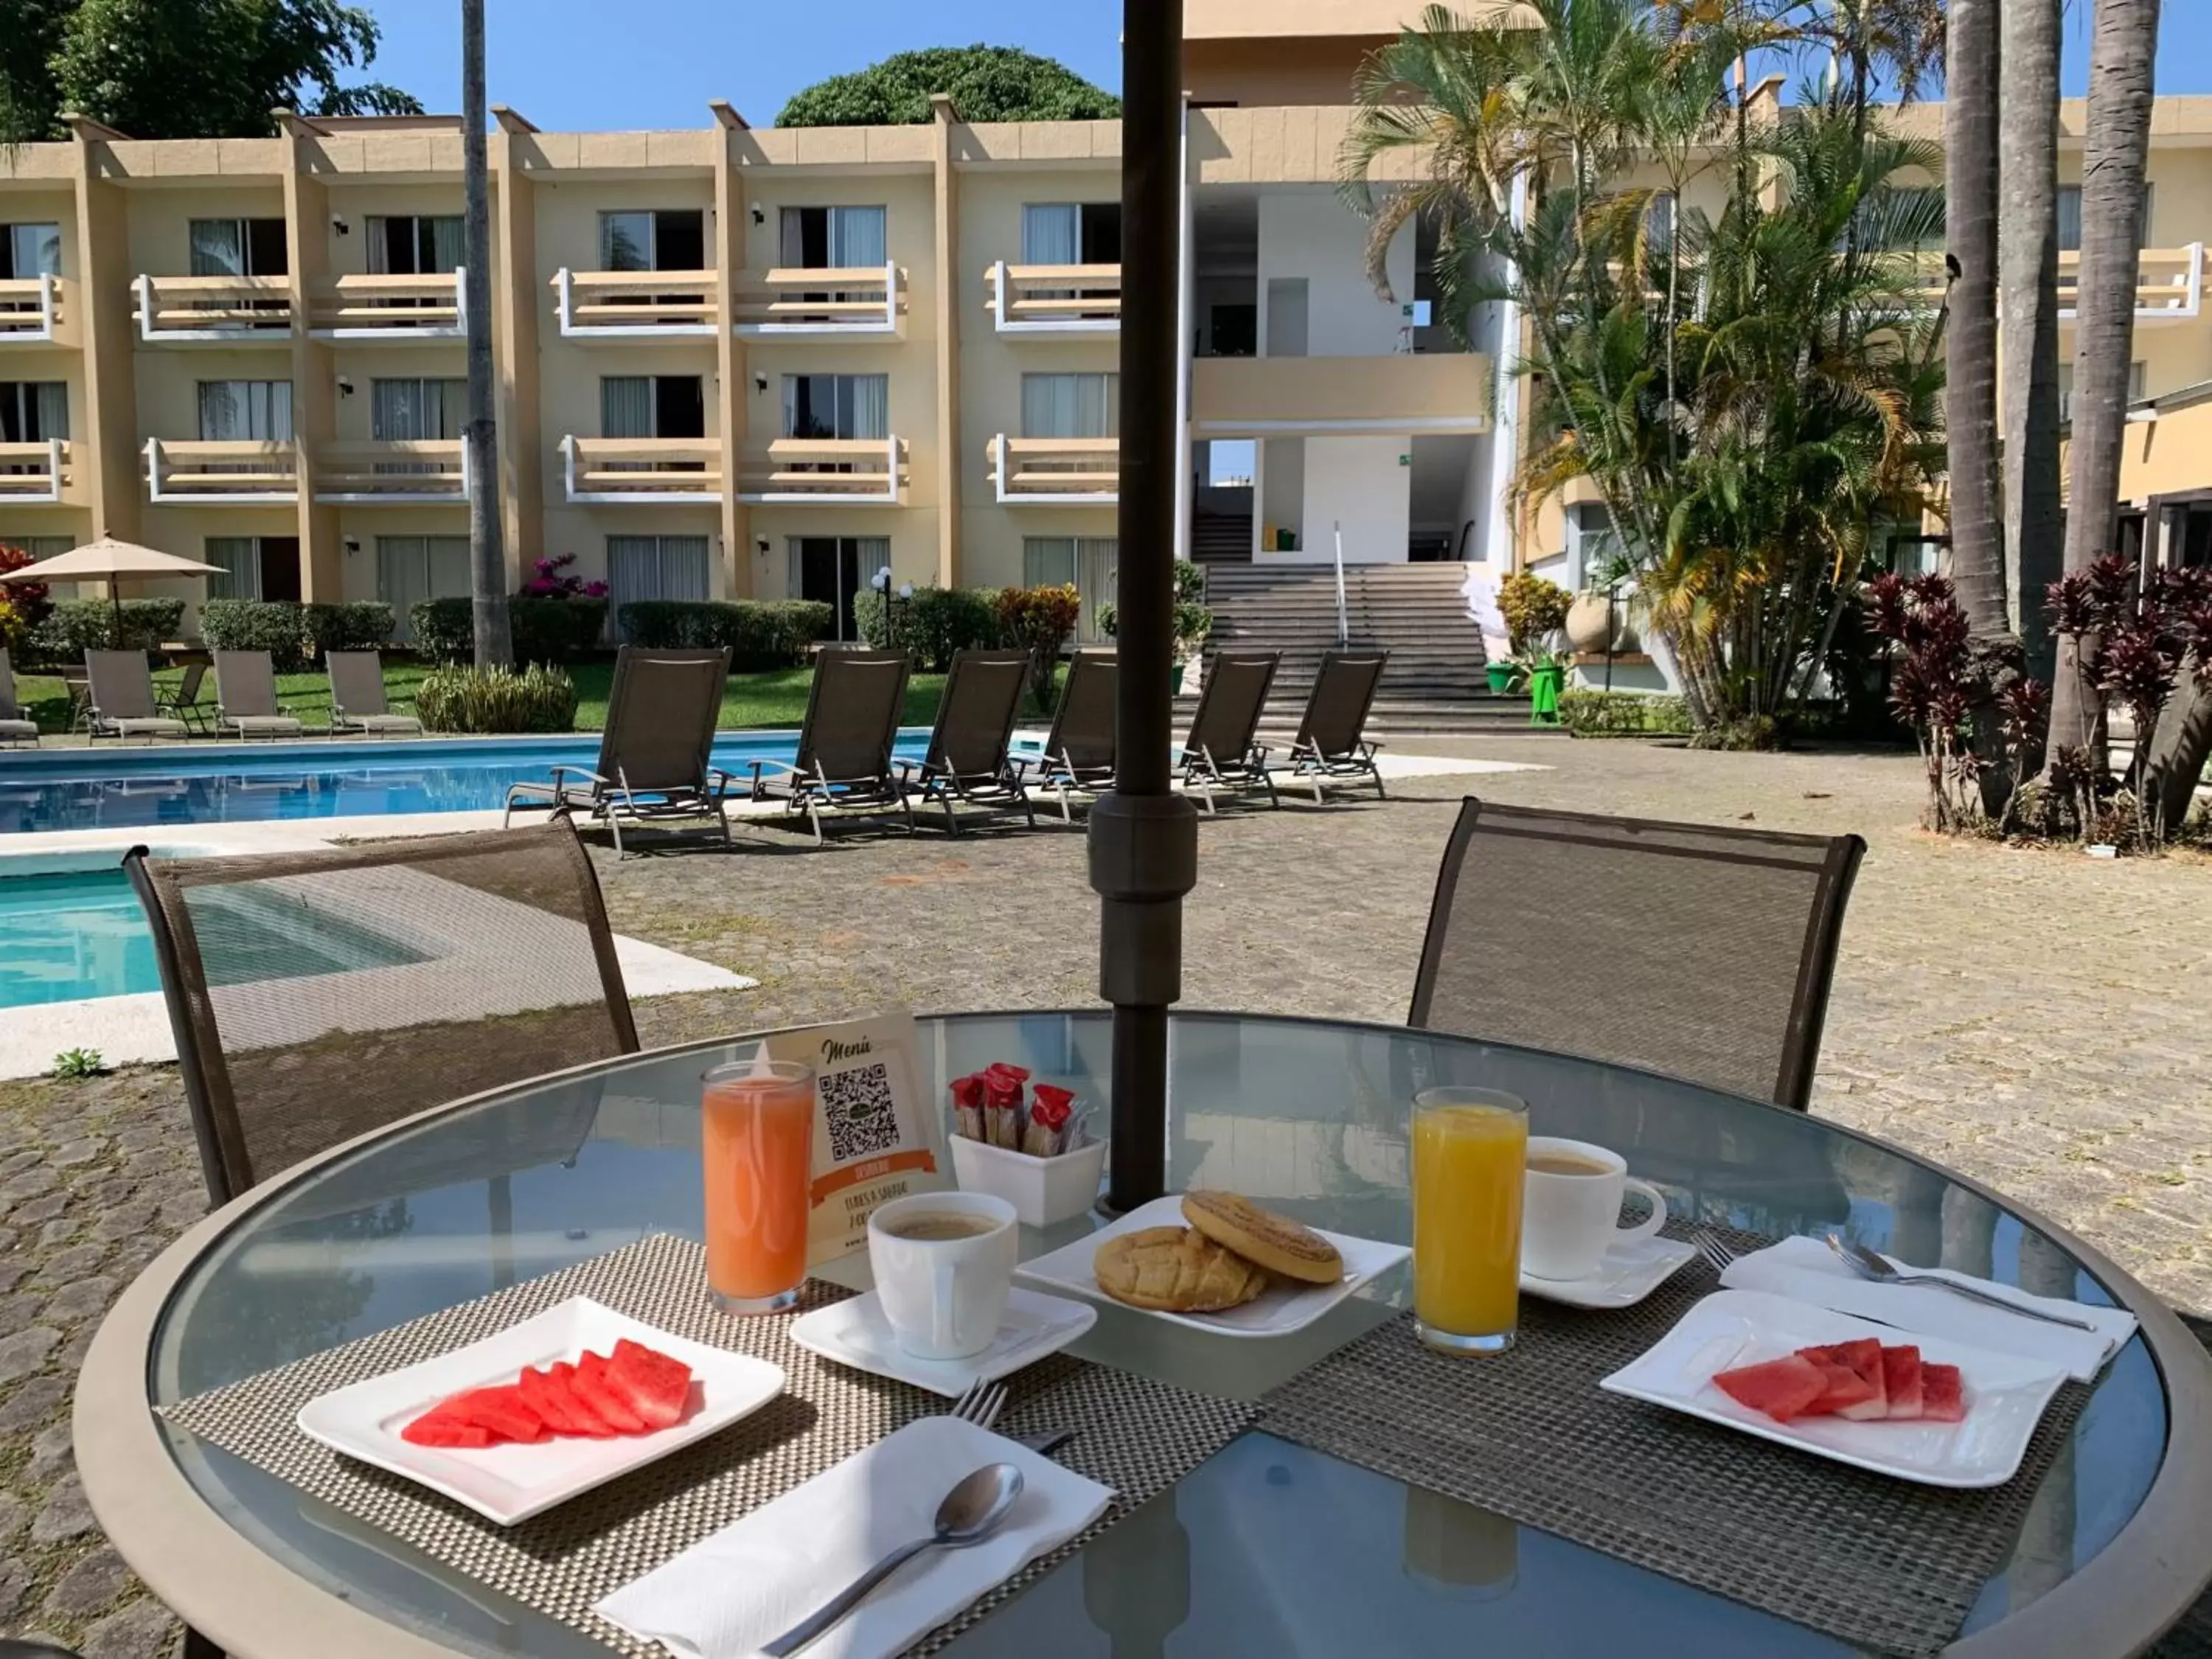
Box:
[1190,512,1254,566]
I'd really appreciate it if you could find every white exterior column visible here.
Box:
[1172,94,1194,567]
[1481,169,1528,572]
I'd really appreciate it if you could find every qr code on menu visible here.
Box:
[821,1061,901,1163]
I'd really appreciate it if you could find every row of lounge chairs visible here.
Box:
[0,647,422,745]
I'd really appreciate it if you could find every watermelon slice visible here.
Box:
[400,1413,495,1449]
[1712,1354,1830,1422]
[544,1360,616,1437]
[1802,1360,1877,1417]
[517,1365,593,1436]
[1920,1362,1966,1423]
[607,1339,694,1431]
[1882,1345,1925,1421]
[451,1385,549,1444]
[1798,1339,1888,1420]
[571,1350,649,1433]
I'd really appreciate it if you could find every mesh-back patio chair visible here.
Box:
[750,648,914,844]
[327,649,422,736]
[155,658,211,734]
[506,646,734,855]
[212,650,303,740]
[1178,650,1281,812]
[1411,799,1866,1112]
[1270,649,1389,804]
[83,650,189,742]
[902,647,1036,833]
[125,821,639,1206]
[1015,650,1116,824]
[0,650,39,746]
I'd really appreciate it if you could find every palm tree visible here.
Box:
[1944,0,2008,644]
[462,0,511,667]
[1999,0,2063,681]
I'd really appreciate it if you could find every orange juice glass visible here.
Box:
[702,1058,816,1314]
[1411,1086,1528,1355]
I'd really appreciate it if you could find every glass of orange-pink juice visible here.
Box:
[701,1058,816,1314]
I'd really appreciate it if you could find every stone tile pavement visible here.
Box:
[2,734,2208,1652]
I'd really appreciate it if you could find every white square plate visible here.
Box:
[1599,1288,2069,1489]
[1012,1195,1410,1338]
[1521,1236,1698,1310]
[788,1285,1097,1397]
[296,1297,785,1526]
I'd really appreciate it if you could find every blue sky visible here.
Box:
[358,2,2212,131]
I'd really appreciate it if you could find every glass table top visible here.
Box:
[147,1011,2171,1658]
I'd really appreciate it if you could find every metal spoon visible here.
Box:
[761,1463,1024,1656]
[1824,1234,2099,1331]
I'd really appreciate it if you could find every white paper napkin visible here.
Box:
[1718,1236,2136,1382]
[595,1415,1113,1659]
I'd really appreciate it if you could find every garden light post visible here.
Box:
[1091,1,1194,1212]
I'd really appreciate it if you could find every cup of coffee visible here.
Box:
[1520,1137,1668,1282]
[866,1192,1019,1360]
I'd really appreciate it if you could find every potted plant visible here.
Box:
[1565,554,1639,657]
[1497,571,1571,700]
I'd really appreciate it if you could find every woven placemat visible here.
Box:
[1261,1223,2091,1658]
[161,1234,1257,1658]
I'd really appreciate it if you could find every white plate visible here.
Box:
[1521,1236,1698,1310]
[788,1286,1098,1397]
[1012,1195,1411,1338]
[1599,1288,2069,1489]
[296,1297,785,1526]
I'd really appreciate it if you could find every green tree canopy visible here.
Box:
[776,45,1118,128]
[2,0,419,143]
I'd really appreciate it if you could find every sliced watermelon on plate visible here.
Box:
[1804,1359,1877,1417]
[1712,1354,1830,1422]
[1921,1361,1966,1423]
[607,1338,695,1431]
[1882,1345,1925,1421]
[544,1360,616,1436]
[451,1385,549,1444]
[400,1412,495,1449]
[1799,1338,1888,1420]
[571,1350,649,1433]
[517,1365,591,1436]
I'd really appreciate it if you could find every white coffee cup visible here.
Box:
[1520,1136,1668,1282]
[866,1192,1019,1360]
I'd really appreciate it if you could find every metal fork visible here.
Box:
[1692,1229,1738,1276]
[945,1379,1008,1432]
[1825,1234,2098,1331]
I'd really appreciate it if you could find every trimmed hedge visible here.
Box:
[416,663,579,732]
[1558,689,1694,738]
[29,598,185,661]
[304,602,394,658]
[853,585,1004,669]
[408,597,473,661]
[408,597,607,665]
[616,599,832,668]
[200,599,311,671]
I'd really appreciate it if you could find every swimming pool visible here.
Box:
[0,731,933,835]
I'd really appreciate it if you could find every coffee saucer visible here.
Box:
[788,1286,1096,1398]
[1520,1236,1698,1310]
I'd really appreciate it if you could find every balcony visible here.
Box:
[0,276,73,345]
[0,439,74,504]
[1191,352,1494,437]
[307,273,466,341]
[551,270,717,341]
[559,437,721,504]
[737,437,905,504]
[986,262,1121,335]
[313,441,469,504]
[990,436,1118,504]
[731,266,905,341]
[133,276,293,344]
[1903,246,2205,321]
[145,439,299,504]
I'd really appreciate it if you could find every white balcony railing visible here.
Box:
[0,439,69,503]
[313,440,469,504]
[551,270,717,339]
[0,276,69,344]
[134,275,293,344]
[145,438,300,504]
[731,265,905,340]
[1904,245,2206,321]
[737,437,905,504]
[560,436,721,503]
[308,272,466,341]
[986,261,1121,335]
[990,435,1118,504]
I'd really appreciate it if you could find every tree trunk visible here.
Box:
[2052,0,2162,765]
[1999,0,2063,682]
[462,0,511,669]
[1945,0,2008,642]
[2141,662,2211,832]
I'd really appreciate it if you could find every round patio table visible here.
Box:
[77,1012,2212,1659]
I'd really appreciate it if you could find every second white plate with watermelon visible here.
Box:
[1599,1289,2069,1489]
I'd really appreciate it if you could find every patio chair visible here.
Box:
[1014,650,1117,824]
[1269,649,1389,804]
[0,650,39,745]
[156,658,212,734]
[503,646,734,856]
[900,647,1037,833]
[749,647,914,844]
[327,648,422,736]
[125,821,639,1206]
[212,650,304,740]
[83,650,189,742]
[1411,799,1866,1112]
[1177,650,1281,813]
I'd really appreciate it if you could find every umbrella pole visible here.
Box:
[1093,1,1194,1214]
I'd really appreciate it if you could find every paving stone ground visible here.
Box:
[2,734,2208,1652]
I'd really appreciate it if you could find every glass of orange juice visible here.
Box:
[701,1057,816,1314]
[1411,1086,1528,1355]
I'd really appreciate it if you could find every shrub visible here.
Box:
[617,599,832,668]
[408,597,474,661]
[994,584,1082,707]
[416,663,579,733]
[520,553,608,599]
[510,597,608,664]
[302,602,394,658]
[854,585,1004,668]
[1498,572,1573,655]
[1097,560,1211,655]
[0,544,53,636]
[1558,689,1695,739]
[200,598,310,671]
[777,46,1119,127]
[29,597,185,661]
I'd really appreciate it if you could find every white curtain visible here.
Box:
[783,375,887,440]
[198,380,292,441]
[1023,537,1077,588]
[830,206,886,269]
[855,537,891,597]
[1021,374,1114,439]
[189,219,246,276]
[608,536,711,633]
[601,377,655,437]
[1022,205,1079,265]
[375,536,470,638]
[7,224,61,279]
[204,537,260,600]
[33,381,66,440]
[2057,189,2082,254]
[846,375,888,441]
[372,379,466,441]
[1024,537,1115,639]
[428,216,465,273]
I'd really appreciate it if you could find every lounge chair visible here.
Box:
[212,650,304,739]
[156,659,210,734]
[901,647,1037,833]
[0,650,39,745]
[83,650,189,742]
[1269,649,1389,803]
[504,646,734,855]
[327,649,422,736]
[1177,650,1281,812]
[1014,650,1116,823]
[749,647,914,844]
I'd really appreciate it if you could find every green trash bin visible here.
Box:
[1485,661,1519,696]
[1528,664,1564,726]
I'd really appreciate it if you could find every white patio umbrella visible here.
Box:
[0,535,225,639]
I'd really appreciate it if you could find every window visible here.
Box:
[599,209,706,272]
[367,215,465,276]
[601,377,706,438]
[782,375,888,440]
[376,535,470,638]
[787,536,890,642]
[371,378,467,442]
[198,380,293,441]
[0,383,66,443]
[607,535,711,636]
[1023,535,1116,641]
[1565,503,1619,591]
[779,206,887,270]
[203,536,301,602]
[1020,203,1121,265]
[2056,361,2148,423]
[189,218,288,276]
[3,534,75,596]
[1020,373,1116,439]
[1646,192,1676,253]
[2056,184,2155,254]
[0,224,61,279]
